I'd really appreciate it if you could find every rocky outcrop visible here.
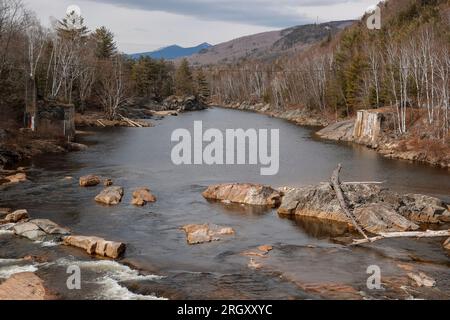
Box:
[103,178,113,186]
[13,219,70,241]
[63,235,126,259]
[0,273,57,300]
[95,186,124,205]
[163,96,207,112]
[79,175,101,187]
[316,120,354,142]
[131,187,157,206]
[203,183,282,207]
[278,183,450,234]
[181,224,235,245]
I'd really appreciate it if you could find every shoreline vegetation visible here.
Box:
[217,102,450,168]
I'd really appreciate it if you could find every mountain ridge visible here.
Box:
[130,42,212,60]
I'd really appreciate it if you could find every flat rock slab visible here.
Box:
[13,219,70,242]
[63,235,126,259]
[95,186,124,205]
[203,183,282,207]
[0,272,56,300]
[182,224,235,245]
[316,120,355,142]
[79,175,101,187]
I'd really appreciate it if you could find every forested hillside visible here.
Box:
[0,0,204,128]
[207,0,450,141]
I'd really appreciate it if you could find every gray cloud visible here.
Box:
[93,0,357,27]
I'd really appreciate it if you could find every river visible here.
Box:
[1,107,449,299]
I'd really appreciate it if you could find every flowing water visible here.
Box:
[1,107,449,299]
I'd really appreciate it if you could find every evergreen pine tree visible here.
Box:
[196,69,210,102]
[93,26,117,59]
[175,58,194,96]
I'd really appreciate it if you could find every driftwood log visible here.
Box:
[119,114,142,128]
[351,230,450,245]
[331,164,369,240]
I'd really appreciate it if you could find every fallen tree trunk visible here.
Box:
[351,229,450,246]
[331,164,369,240]
[119,114,142,128]
[96,120,106,127]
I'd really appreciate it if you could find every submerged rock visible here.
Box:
[95,186,124,205]
[444,238,450,250]
[63,235,126,259]
[5,172,27,184]
[104,178,113,186]
[132,187,157,206]
[407,272,436,288]
[203,183,282,207]
[79,175,101,187]
[0,272,57,300]
[13,219,70,242]
[182,224,235,245]
[0,208,11,219]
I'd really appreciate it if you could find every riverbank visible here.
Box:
[217,102,450,169]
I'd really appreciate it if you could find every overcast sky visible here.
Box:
[24,0,377,53]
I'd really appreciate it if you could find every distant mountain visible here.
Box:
[130,43,212,60]
[185,20,354,66]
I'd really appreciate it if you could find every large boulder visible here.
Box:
[181,224,235,245]
[95,186,124,205]
[277,183,419,234]
[79,175,101,187]
[132,187,157,206]
[13,219,70,242]
[0,272,56,300]
[63,235,126,259]
[203,183,282,207]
